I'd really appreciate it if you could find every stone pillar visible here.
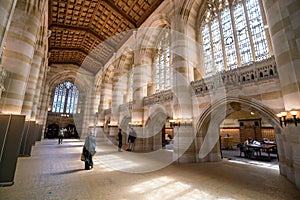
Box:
[262,0,300,189]
[0,0,46,116]
[171,14,196,163]
[131,36,152,151]
[0,0,16,99]
[0,0,17,57]
[262,0,300,111]
[23,23,47,120]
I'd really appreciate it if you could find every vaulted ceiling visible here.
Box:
[48,0,164,74]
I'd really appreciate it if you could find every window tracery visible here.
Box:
[154,29,172,92]
[201,0,270,77]
[52,81,79,114]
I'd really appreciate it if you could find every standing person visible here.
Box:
[82,132,96,170]
[127,127,136,151]
[117,129,123,152]
[58,128,64,144]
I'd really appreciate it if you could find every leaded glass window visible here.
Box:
[221,8,237,69]
[202,25,213,76]
[52,81,79,114]
[246,0,269,61]
[201,0,270,77]
[154,30,172,92]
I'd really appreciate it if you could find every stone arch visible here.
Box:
[144,104,169,138]
[119,115,131,133]
[196,96,281,161]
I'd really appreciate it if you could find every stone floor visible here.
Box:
[0,138,300,200]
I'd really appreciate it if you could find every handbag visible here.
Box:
[81,153,85,161]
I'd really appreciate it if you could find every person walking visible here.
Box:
[127,127,136,151]
[117,129,123,152]
[82,132,96,170]
[58,128,64,144]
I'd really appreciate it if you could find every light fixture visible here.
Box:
[169,119,180,128]
[108,122,118,127]
[281,112,287,126]
[290,111,298,127]
[129,121,142,127]
[276,113,282,127]
[169,118,192,128]
[97,122,104,128]
[277,111,299,127]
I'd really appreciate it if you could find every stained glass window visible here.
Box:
[52,81,79,114]
[201,0,270,77]
[155,30,172,92]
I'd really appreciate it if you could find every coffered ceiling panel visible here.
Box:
[48,0,163,74]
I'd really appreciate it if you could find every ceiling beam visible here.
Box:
[137,0,164,27]
[48,23,117,52]
[48,47,104,66]
[103,1,137,28]
[48,60,98,74]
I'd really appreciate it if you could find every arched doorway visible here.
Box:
[219,110,278,163]
[45,124,59,139]
[195,97,281,164]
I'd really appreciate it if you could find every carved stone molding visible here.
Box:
[119,101,133,113]
[144,89,173,107]
[191,56,278,96]
[0,65,7,99]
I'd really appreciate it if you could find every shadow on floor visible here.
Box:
[48,169,85,175]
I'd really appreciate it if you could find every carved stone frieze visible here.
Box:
[144,89,173,106]
[191,56,278,96]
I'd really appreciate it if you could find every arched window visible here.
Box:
[52,81,79,114]
[154,29,172,92]
[201,0,270,77]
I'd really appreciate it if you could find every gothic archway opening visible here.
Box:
[195,97,281,170]
[219,109,278,165]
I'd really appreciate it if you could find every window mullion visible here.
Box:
[218,15,227,71]
[229,5,242,67]
[257,0,273,56]
[242,0,256,62]
[208,24,216,74]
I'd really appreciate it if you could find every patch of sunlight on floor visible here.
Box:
[98,154,140,170]
[131,177,174,193]
[65,142,84,146]
[228,159,279,170]
[131,177,236,200]
[174,189,236,200]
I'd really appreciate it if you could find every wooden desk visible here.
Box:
[247,144,277,161]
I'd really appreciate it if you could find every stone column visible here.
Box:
[0,0,16,101]
[23,21,47,120]
[171,14,196,163]
[262,0,300,189]
[0,0,46,116]
[131,37,152,151]
[262,0,300,111]
[0,0,17,57]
